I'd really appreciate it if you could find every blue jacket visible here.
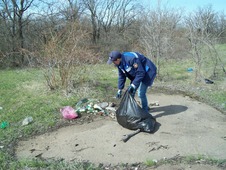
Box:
[117,52,157,90]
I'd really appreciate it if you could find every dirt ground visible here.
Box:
[15,93,226,169]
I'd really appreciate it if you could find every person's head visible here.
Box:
[107,51,121,66]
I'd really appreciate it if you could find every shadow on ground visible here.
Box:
[152,105,188,118]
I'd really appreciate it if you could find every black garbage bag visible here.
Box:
[116,90,156,133]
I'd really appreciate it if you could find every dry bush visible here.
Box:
[38,22,100,92]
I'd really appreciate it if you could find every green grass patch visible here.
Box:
[147,155,226,169]
[160,59,195,81]
[199,89,226,110]
[145,159,157,167]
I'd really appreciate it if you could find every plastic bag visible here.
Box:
[116,90,156,133]
[60,106,78,120]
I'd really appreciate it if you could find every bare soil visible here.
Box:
[15,93,226,169]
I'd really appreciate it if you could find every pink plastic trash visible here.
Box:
[60,106,78,119]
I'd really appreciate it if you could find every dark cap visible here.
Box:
[107,51,121,64]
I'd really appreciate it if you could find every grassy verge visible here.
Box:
[145,155,226,169]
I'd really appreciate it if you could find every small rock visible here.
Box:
[45,146,50,150]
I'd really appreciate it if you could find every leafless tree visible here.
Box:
[115,0,140,34]
[217,12,226,43]
[57,0,85,22]
[81,0,141,43]
[185,5,225,81]
[81,0,100,43]
[0,0,34,65]
[140,2,182,76]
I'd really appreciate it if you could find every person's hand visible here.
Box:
[128,84,136,96]
[116,90,122,99]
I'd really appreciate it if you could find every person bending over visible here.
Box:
[107,51,157,112]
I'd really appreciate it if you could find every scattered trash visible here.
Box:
[149,101,159,106]
[75,98,98,114]
[106,107,116,112]
[97,111,105,116]
[96,102,108,109]
[77,107,86,113]
[204,78,214,84]
[0,106,3,110]
[0,146,4,149]
[109,102,116,107]
[109,112,116,119]
[75,98,89,108]
[0,121,9,129]
[187,68,193,72]
[93,104,103,111]
[74,99,116,117]
[60,99,117,120]
[60,106,78,120]
[22,116,33,126]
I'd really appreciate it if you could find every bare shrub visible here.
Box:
[38,22,99,93]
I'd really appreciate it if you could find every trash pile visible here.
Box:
[60,98,117,120]
[0,99,117,131]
